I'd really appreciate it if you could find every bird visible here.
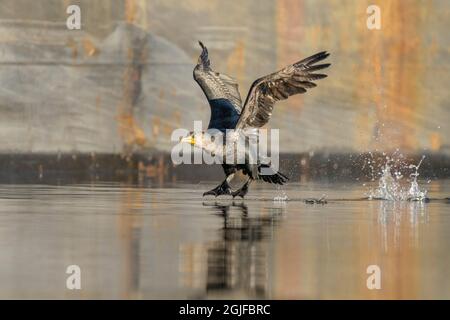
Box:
[182,41,330,198]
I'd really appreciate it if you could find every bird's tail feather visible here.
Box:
[258,164,289,185]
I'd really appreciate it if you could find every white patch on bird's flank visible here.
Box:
[170,121,280,175]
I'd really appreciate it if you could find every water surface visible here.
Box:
[0,180,449,299]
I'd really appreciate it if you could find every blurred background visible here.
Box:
[0,0,448,183]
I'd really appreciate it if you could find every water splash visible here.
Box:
[273,195,288,202]
[407,156,428,201]
[273,185,289,202]
[367,155,428,201]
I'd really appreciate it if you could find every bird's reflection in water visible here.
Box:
[202,201,284,298]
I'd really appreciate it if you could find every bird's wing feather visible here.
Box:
[193,41,242,114]
[236,51,330,129]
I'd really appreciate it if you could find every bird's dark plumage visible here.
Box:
[207,98,240,132]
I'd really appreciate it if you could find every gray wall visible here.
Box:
[0,0,448,154]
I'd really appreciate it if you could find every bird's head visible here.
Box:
[180,131,220,154]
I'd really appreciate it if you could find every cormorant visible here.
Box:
[182,41,330,198]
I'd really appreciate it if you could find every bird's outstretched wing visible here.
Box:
[194,42,242,131]
[236,51,330,129]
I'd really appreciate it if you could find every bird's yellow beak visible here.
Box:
[181,136,196,145]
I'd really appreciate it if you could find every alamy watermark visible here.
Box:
[66,265,81,290]
[366,265,381,290]
[66,5,81,30]
[367,5,381,30]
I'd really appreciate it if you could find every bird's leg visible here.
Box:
[203,175,233,197]
[231,178,253,199]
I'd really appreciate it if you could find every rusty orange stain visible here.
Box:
[66,38,98,58]
[152,117,160,137]
[82,38,99,56]
[95,95,101,113]
[158,89,165,100]
[355,0,429,151]
[276,0,304,66]
[118,113,147,147]
[430,132,442,151]
[116,24,149,154]
[173,111,181,127]
[163,123,175,136]
[226,40,245,84]
[151,115,177,137]
[276,0,304,116]
[125,0,137,23]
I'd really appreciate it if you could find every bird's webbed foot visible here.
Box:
[231,179,252,199]
[203,180,232,197]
